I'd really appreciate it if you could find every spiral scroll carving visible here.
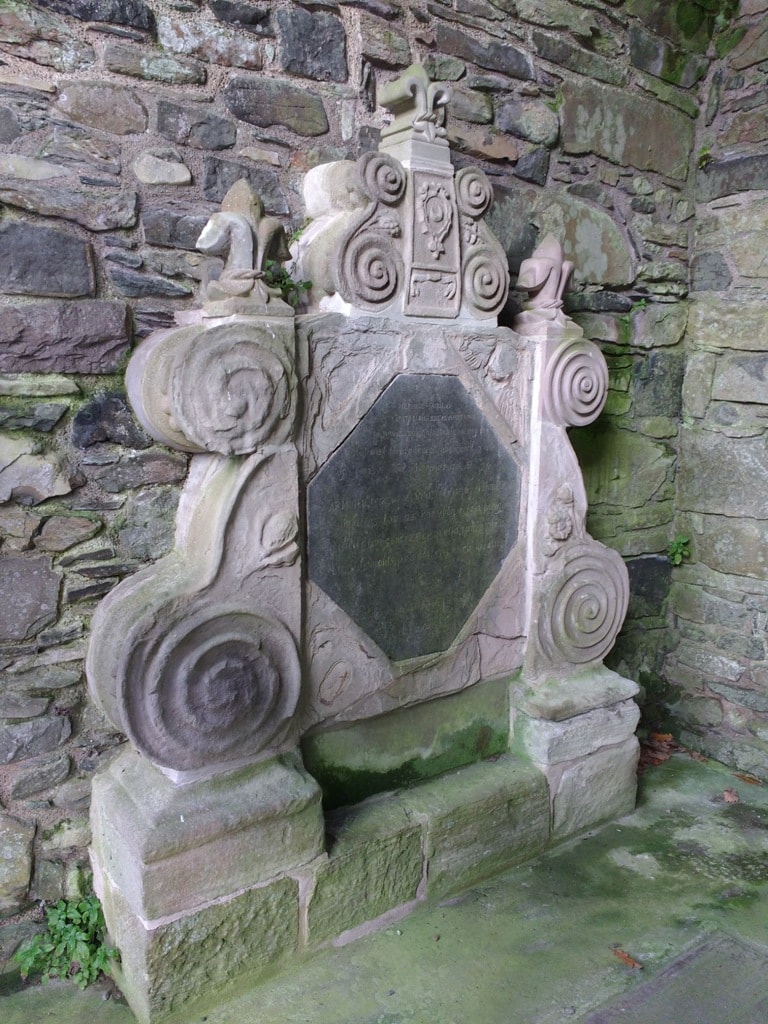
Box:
[455,167,493,218]
[337,231,403,309]
[538,543,629,666]
[543,338,608,427]
[359,151,406,205]
[463,248,509,318]
[123,605,300,771]
[171,323,294,455]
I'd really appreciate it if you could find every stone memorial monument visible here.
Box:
[86,65,639,1023]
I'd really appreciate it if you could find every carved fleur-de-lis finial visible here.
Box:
[379,64,451,155]
[196,180,291,308]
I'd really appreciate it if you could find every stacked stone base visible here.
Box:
[91,668,639,1024]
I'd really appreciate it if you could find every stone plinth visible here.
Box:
[91,749,325,920]
[91,750,324,1024]
[511,666,641,839]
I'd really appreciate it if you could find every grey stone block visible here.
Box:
[224,76,329,136]
[308,801,423,943]
[157,99,236,150]
[276,8,347,82]
[0,221,94,298]
[0,300,129,373]
[101,872,300,1024]
[91,749,324,919]
[0,555,60,641]
[0,814,35,918]
[549,737,639,838]
[398,755,550,897]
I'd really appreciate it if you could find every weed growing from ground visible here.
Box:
[14,894,119,990]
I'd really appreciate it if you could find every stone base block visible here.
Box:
[511,665,639,721]
[99,869,300,1024]
[308,801,424,943]
[509,667,640,840]
[91,748,324,920]
[548,737,640,839]
[90,727,638,1022]
[398,755,551,897]
[511,698,640,764]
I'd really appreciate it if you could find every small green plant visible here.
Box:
[697,142,713,170]
[14,894,119,990]
[263,259,312,308]
[668,535,691,566]
[544,88,564,113]
[619,297,648,328]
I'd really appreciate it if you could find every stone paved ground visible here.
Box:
[3,751,768,1024]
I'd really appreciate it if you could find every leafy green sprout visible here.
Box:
[619,297,648,328]
[697,143,714,170]
[668,535,691,566]
[544,89,564,113]
[263,259,312,308]
[13,894,119,990]
[263,221,312,308]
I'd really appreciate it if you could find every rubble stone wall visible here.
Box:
[0,0,742,973]
[662,1,768,775]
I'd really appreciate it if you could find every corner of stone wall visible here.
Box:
[660,1,768,776]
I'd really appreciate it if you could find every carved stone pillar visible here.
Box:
[510,233,639,834]
[86,183,325,1023]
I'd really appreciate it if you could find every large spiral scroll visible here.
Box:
[538,542,629,666]
[336,224,404,309]
[455,167,493,218]
[171,324,294,455]
[543,337,608,427]
[130,321,295,456]
[122,603,300,772]
[358,151,406,205]
[463,248,508,318]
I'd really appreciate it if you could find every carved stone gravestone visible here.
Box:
[86,66,639,1024]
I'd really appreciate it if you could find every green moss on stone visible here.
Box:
[715,25,747,58]
[302,678,510,809]
[676,2,706,39]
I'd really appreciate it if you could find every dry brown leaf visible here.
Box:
[649,732,673,743]
[723,788,740,804]
[734,772,762,785]
[612,947,643,970]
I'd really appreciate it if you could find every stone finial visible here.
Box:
[379,63,451,165]
[196,179,292,314]
[516,233,574,324]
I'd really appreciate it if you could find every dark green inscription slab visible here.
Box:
[308,374,520,661]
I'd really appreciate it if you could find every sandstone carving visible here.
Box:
[296,63,509,322]
[538,542,629,666]
[515,232,574,332]
[126,320,296,456]
[85,65,638,1024]
[197,179,292,312]
[542,484,575,557]
[543,334,609,427]
[88,183,300,776]
[87,449,302,774]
